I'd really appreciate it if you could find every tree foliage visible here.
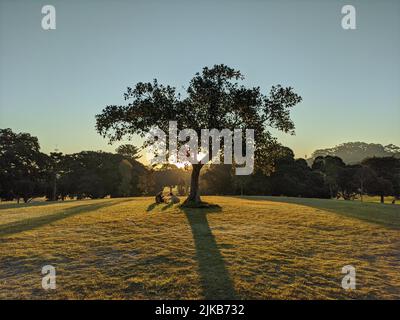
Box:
[95,64,302,205]
[0,128,48,202]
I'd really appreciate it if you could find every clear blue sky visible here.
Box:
[0,0,399,159]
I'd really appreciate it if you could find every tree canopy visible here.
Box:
[96,64,302,205]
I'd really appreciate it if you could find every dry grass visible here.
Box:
[0,196,399,299]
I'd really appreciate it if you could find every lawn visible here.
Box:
[0,196,399,299]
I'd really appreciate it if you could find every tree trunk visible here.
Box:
[184,164,203,204]
[380,194,384,204]
[52,174,57,201]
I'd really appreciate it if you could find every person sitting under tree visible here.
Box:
[155,191,165,204]
[169,192,180,204]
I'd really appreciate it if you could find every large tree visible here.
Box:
[0,128,48,202]
[95,65,302,205]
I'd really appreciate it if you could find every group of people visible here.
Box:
[155,191,180,204]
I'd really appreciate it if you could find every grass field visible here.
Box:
[0,196,399,299]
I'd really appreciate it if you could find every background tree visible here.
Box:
[53,151,145,199]
[138,168,156,195]
[95,64,302,206]
[116,144,146,196]
[118,159,134,197]
[232,173,252,196]
[336,165,359,200]
[177,177,188,196]
[353,165,376,201]
[201,164,235,196]
[312,156,345,198]
[271,148,328,198]
[115,144,141,160]
[153,164,179,193]
[0,128,48,202]
[365,176,394,204]
[44,152,65,201]
[362,157,400,203]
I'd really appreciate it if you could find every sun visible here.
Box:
[172,151,208,169]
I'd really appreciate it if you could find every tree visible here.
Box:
[44,152,65,201]
[118,159,134,197]
[116,144,146,196]
[365,176,393,204]
[57,151,126,199]
[202,164,235,195]
[270,147,329,198]
[143,164,190,195]
[353,165,375,201]
[96,65,302,206]
[312,156,345,198]
[177,177,188,196]
[239,170,272,196]
[336,165,359,200]
[138,168,156,195]
[115,144,141,160]
[362,157,400,203]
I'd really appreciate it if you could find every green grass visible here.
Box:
[0,196,399,299]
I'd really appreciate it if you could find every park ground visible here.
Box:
[0,196,399,299]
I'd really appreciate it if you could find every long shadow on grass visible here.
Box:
[0,199,130,237]
[181,205,237,299]
[0,199,79,210]
[239,196,400,229]
[146,202,157,212]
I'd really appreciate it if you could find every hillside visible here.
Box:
[308,142,400,164]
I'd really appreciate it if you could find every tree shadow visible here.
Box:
[0,199,79,210]
[0,199,130,238]
[146,202,158,212]
[180,205,238,299]
[161,202,174,211]
[146,201,175,212]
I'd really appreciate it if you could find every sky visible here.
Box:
[0,0,399,160]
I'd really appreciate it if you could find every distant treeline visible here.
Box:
[1,128,399,203]
[201,147,400,203]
